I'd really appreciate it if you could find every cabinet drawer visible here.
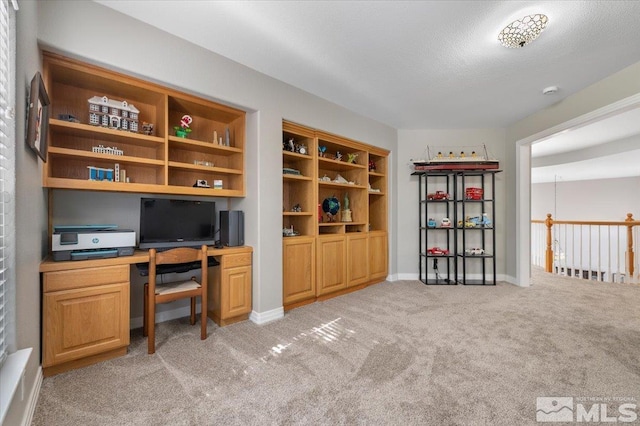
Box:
[224,253,252,268]
[44,265,130,292]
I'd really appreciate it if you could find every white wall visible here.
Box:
[36,0,397,320]
[505,60,640,283]
[396,129,506,278]
[532,176,640,221]
[5,1,48,424]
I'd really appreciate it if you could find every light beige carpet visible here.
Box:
[32,268,640,425]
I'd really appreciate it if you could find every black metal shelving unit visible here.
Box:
[413,169,501,286]
[414,171,457,285]
[456,170,500,285]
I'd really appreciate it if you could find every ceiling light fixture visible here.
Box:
[498,14,548,48]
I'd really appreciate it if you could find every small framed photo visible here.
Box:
[26,72,50,162]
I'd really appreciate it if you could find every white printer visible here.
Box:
[52,224,136,261]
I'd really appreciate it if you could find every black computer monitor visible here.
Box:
[138,198,216,250]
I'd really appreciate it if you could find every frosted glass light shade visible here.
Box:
[498,14,548,48]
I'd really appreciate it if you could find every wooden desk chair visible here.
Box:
[143,245,208,354]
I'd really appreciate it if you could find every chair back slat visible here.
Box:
[152,247,204,266]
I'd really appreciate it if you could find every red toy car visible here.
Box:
[465,187,483,200]
[427,247,449,255]
[427,190,450,200]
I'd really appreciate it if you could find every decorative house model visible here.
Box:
[88,96,139,132]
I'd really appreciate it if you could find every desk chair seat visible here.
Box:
[143,245,208,354]
[154,278,201,296]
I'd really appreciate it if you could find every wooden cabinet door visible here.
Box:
[43,282,130,367]
[316,235,347,295]
[347,233,369,286]
[368,231,388,281]
[283,237,316,305]
[222,265,252,319]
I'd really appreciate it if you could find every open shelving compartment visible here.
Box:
[167,95,245,196]
[42,52,246,197]
[316,133,368,235]
[282,122,317,238]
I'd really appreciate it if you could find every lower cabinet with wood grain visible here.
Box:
[40,246,253,376]
[283,236,316,307]
[208,252,253,326]
[42,264,130,377]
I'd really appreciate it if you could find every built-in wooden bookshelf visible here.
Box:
[42,52,246,197]
[282,121,389,309]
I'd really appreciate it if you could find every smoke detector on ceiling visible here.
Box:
[542,86,559,95]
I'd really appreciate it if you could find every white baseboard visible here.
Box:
[250,307,284,325]
[22,366,42,426]
[396,273,419,281]
[504,274,531,287]
[504,274,518,285]
[394,273,513,284]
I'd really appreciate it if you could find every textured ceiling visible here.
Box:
[93,1,640,182]
[94,0,640,129]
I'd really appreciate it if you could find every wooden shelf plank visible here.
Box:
[283,150,314,160]
[47,146,164,166]
[283,174,312,181]
[168,136,242,155]
[43,177,163,193]
[318,156,367,171]
[167,161,243,174]
[318,181,367,189]
[49,119,164,147]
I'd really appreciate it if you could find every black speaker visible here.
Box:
[220,210,244,247]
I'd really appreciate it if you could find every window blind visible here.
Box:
[0,0,16,368]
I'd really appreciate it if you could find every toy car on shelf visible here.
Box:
[465,248,485,256]
[427,217,437,228]
[427,190,450,200]
[440,217,452,228]
[427,247,449,255]
[469,214,492,227]
[458,218,476,228]
[465,187,483,200]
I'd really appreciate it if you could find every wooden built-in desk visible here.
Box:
[39,246,253,377]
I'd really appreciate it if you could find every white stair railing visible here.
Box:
[531,214,639,284]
